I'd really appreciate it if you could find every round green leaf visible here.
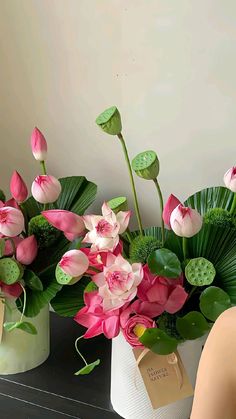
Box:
[176,311,210,340]
[185,257,216,286]
[4,321,37,335]
[200,286,231,322]
[74,359,100,375]
[84,281,98,293]
[139,328,178,355]
[148,248,182,278]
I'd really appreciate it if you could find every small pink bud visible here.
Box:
[10,171,28,203]
[163,194,181,227]
[31,175,61,204]
[31,127,47,161]
[224,167,236,192]
[0,206,24,237]
[170,204,203,238]
[0,282,23,298]
[42,210,85,237]
[59,249,89,277]
[16,235,38,265]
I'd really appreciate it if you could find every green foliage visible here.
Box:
[75,359,100,376]
[84,281,98,293]
[200,286,231,322]
[0,258,23,285]
[23,269,43,291]
[4,321,37,335]
[148,248,182,278]
[185,257,216,286]
[204,208,236,228]
[129,235,161,264]
[28,215,60,249]
[158,313,182,341]
[139,328,178,355]
[176,311,210,340]
[0,189,6,202]
[51,277,89,317]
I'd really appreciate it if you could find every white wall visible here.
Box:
[0,0,236,228]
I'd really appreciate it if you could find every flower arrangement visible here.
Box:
[0,128,97,334]
[44,107,236,375]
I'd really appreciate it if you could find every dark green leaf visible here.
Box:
[24,269,43,291]
[57,176,97,215]
[139,328,178,355]
[200,286,231,322]
[4,321,37,334]
[148,248,182,278]
[74,359,100,375]
[176,311,210,340]
[51,277,89,317]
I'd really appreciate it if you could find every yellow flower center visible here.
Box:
[133,324,146,338]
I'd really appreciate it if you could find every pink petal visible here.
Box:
[164,285,188,314]
[103,316,120,339]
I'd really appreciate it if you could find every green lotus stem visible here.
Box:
[75,336,88,366]
[230,193,236,215]
[117,133,143,235]
[182,237,188,260]
[187,286,197,301]
[19,284,26,323]
[153,178,165,246]
[40,160,47,175]
[125,228,132,243]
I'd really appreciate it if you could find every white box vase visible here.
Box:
[0,299,50,375]
[111,333,207,419]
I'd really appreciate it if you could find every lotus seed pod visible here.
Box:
[0,258,23,285]
[56,264,73,285]
[95,106,122,135]
[132,151,159,180]
[108,196,128,213]
[185,257,216,286]
[129,235,162,264]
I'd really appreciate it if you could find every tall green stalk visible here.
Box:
[230,194,236,215]
[182,237,188,261]
[40,160,47,175]
[117,133,143,235]
[153,178,165,246]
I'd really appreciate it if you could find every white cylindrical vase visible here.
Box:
[111,333,207,419]
[0,300,50,375]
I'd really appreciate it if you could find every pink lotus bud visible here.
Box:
[31,175,61,204]
[10,171,28,203]
[59,249,89,277]
[4,236,23,256]
[170,204,203,238]
[0,282,22,298]
[42,210,85,237]
[16,235,38,265]
[31,127,47,161]
[224,167,236,192]
[163,194,181,227]
[0,206,24,237]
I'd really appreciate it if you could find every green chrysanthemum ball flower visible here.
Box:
[204,208,236,229]
[28,214,61,249]
[129,235,162,264]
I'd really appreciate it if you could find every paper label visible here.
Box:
[133,348,194,409]
[0,298,5,343]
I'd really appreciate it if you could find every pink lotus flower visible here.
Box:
[163,194,181,228]
[224,167,236,192]
[0,207,24,237]
[31,127,47,161]
[80,241,123,275]
[0,282,22,298]
[82,202,131,252]
[134,265,188,316]
[122,313,156,348]
[170,204,203,238]
[0,198,20,210]
[16,235,38,265]
[10,171,28,203]
[74,291,120,339]
[31,175,61,204]
[42,210,85,239]
[59,249,89,277]
[93,253,143,311]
